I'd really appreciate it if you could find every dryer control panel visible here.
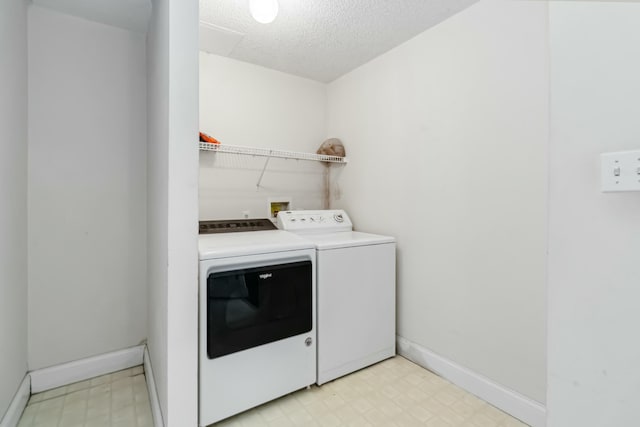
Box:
[277,210,353,233]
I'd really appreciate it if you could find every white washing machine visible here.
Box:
[278,210,396,385]
[198,219,317,426]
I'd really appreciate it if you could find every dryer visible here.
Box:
[278,210,396,385]
[198,219,317,426]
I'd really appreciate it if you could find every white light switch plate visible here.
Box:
[601,150,640,192]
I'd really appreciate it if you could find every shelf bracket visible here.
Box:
[256,152,272,188]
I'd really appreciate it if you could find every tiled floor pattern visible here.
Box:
[212,357,529,427]
[16,357,529,427]
[18,366,153,427]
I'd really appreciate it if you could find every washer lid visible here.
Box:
[199,230,314,260]
[302,231,395,250]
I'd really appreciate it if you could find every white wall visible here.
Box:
[146,0,169,422]
[166,0,199,424]
[28,5,148,370]
[32,0,151,33]
[147,0,199,424]
[0,0,29,419]
[547,3,640,426]
[327,0,548,404]
[199,53,328,220]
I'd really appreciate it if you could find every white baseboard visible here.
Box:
[30,345,145,393]
[397,336,546,427]
[143,347,164,427]
[0,375,30,427]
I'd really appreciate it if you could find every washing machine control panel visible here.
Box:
[277,210,353,233]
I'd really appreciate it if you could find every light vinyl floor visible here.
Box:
[17,357,530,427]
[212,357,530,427]
[18,366,152,427]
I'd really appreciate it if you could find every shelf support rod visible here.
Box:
[256,152,272,188]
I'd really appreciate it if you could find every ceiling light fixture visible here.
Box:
[249,0,279,24]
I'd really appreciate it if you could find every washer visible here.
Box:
[198,219,317,426]
[277,210,396,385]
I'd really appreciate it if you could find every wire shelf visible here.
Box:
[199,142,348,164]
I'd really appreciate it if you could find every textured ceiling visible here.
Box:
[200,0,480,82]
[32,0,151,33]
